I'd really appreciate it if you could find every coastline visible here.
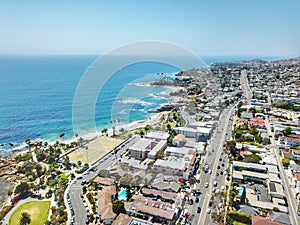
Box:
[0,83,182,207]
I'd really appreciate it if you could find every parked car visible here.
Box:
[197,207,201,213]
[195,197,199,203]
[189,199,194,205]
[207,208,211,214]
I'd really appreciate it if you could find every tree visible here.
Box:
[144,125,151,134]
[119,174,133,187]
[166,124,172,132]
[98,170,109,177]
[8,189,13,201]
[284,126,292,136]
[226,140,236,157]
[20,212,31,225]
[240,187,246,204]
[112,200,125,214]
[126,187,132,201]
[139,130,145,137]
[156,149,165,159]
[282,157,290,168]
[14,182,30,196]
[242,154,262,163]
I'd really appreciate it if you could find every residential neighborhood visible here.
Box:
[1,57,299,225]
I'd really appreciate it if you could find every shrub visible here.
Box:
[227,211,251,225]
[0,205,13,220]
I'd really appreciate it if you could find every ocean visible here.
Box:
[0,55,287,155]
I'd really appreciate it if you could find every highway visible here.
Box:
[240,70,252,103]
[182,105,234,225]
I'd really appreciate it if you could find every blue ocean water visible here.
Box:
[0,55,288,155]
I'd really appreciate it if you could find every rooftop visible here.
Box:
[130,138,152,151]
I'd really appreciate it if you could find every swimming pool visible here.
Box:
[118,189,127,200]
[237,187,250,197]
[173,159,179,162]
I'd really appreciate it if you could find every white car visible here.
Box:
[207,208,211,214]
[205,182,209,188]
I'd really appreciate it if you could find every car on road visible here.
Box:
[205,182,209,188]
[207,208,211,214]
[217,165,220,169]
[216,172,219,176]
[189,199,194,205]
[197,207,201,213]
[195,197,199,203]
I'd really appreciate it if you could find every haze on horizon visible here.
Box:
[0,0,299,57]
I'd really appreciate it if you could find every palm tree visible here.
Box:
[20,212,31,225]
[7,189,13,201]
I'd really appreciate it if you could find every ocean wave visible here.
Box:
[118,109,127,115]
[148,93,168,100]
[129,82,151,87]
[115,97,152,106]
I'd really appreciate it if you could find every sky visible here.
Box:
[0,0,299,56]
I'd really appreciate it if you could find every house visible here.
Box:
[280,134,300,147]
[242,133,255,141]
[147,140,167,160]
[269,212,292,225]
[232,161,267,173]
[98,186,117,224]
[237,205,258,215]
[94,177,116,186]
[268,182,285,200]
[251,118,266,129]
[153,159,186,176]
[241,112,253,119]
[172,134,186,147]
[145,131,169,142]
[291,174,300,193]
[252,215,286,225]
[141,188,178,202]
[129,138,153,160]
[126,196,177,224]
[112,213,131,225]
[112,214,154,225]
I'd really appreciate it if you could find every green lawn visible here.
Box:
[9,201,50,225]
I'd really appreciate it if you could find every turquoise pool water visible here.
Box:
[173,159,179,162]
[118,189,127,200]
[237,187,250,197]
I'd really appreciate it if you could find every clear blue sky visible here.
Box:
[0,0,299,56]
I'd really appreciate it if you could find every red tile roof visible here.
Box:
[112,213,131,225]
[98,186,116,220]
[252,216,285,225]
